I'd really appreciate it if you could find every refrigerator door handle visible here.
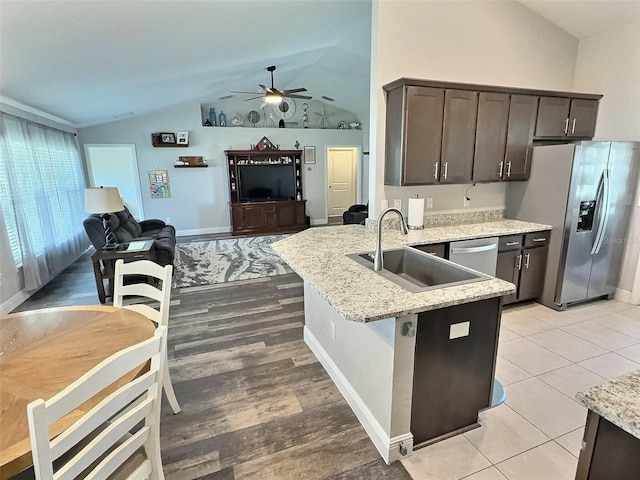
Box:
[591,169,611,255]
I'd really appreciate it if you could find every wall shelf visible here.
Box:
[174,165,208,168]
[151,133,189,148]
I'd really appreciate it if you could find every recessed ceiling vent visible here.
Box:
[112,111,134,119]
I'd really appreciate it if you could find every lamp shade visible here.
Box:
[85,186,124,214]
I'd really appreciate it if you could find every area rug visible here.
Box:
[173,235,293,288]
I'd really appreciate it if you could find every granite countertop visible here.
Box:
[272,218,552,323]
[576,369,640,439]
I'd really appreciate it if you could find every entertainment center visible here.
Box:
[226,144,307,236]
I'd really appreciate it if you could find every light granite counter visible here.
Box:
[576,369,640,439]
[273,218,551,322]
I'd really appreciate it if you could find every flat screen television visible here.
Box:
[238,165,295,202]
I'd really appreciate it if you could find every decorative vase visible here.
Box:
[209,108,217,127]
[219,111,227,127]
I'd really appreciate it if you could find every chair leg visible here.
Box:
[163,362,181,414]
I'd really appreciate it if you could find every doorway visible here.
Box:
[327,147,359,222]
[84,144,145,220]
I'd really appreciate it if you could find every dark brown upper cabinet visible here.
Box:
[385,86,444,185]
[535,97,599,139]
[472,93,509,182]
[440,90,477,184]
[504,95,538,180]
[383,78,601,186]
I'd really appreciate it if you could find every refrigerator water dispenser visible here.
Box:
[578,200,596,231]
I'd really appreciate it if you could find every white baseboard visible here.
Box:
[176,226,231,237]
[311,218,328,226]
[304,326,413,463]
[1,289,30,315]
[615,288,636,305]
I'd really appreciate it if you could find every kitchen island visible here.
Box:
[575,370,640,479]
[273,217,551,463]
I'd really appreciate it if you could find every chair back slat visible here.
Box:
[55,399,153,480]
[27,327,167,480]
[44,336,160,422]
[50,370,156,461]
[84,429,151,480]
[124,304,162,326]
[113,260,172,329]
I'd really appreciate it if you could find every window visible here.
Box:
[0,112,87,289]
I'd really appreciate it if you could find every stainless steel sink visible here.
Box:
[347,247,490,292]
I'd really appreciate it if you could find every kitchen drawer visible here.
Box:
[498,235,523,252]
[411,243,447,258]
[524,232,550,248]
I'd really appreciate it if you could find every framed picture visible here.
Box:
[304,146,316,164]
[177,131,189,145]
[160,132,176,144]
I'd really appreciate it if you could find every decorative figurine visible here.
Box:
[294,140,300,149]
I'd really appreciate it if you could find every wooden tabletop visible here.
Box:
[0,305,155,479]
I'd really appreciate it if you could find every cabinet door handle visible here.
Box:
[498,161,504,177]
[505,241,520,246]
[434,162,439,180]
[524,253,531,269]
[443,162,448,180]
[532,238,547,242]
[506,161,512,178]
[571,118,577,134]
[564,118,569,134]
[516,254,522,270]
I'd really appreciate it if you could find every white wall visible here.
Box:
[573,22,640,298]
[369,0,579,216]
[78,103,364,234]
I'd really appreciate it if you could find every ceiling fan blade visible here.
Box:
[287,94,313,100]
[282,87,308,94]
[258,84,273,93]
[243,96,264,101]
[231,91,264,95]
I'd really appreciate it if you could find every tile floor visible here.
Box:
[401,299,640,480]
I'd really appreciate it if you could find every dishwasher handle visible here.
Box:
[449,244,498,254]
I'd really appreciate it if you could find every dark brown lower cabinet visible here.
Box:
[411,297,501,447]
[231,200,306,236]
[575,410,640,480]
[410,243,447,258]
[495,232,549,305]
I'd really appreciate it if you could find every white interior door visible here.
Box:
[84,144,144,220]
[327,147,358,218]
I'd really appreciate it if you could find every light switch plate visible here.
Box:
[394,199,402,210]
[449,321,470,339]
[426,197,433,209]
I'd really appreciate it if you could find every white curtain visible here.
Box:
[0,113,88,291]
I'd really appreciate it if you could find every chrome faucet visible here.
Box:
[373,207,409,271]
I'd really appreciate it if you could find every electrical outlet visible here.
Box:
[394,199,402,210]
[381,199,389,210]
[329,320,336,340]
[166,217,171,224]
[464,196,471,208]
[426,197,433,209]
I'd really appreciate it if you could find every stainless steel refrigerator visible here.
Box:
[506,142,639,310]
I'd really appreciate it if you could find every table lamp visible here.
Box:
[85,186,124,250]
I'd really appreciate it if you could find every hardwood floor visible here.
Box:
[13,249,412,479]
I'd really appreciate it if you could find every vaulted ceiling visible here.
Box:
[1,1,638,129]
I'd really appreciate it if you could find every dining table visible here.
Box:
[0,305,155,480]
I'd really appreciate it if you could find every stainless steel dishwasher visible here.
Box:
[449,237,499,276]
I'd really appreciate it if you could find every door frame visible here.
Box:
[325,146,361,220]
[84,144,145,220]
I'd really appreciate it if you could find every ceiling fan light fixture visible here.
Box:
[264,92,283,104]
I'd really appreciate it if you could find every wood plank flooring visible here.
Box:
[12,249,412,479]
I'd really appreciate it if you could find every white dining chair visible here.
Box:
[27,327,168,480]
[113,259,181,415]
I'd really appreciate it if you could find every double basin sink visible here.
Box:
[347,247,490,293]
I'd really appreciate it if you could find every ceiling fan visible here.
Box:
[232,65,312,104]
